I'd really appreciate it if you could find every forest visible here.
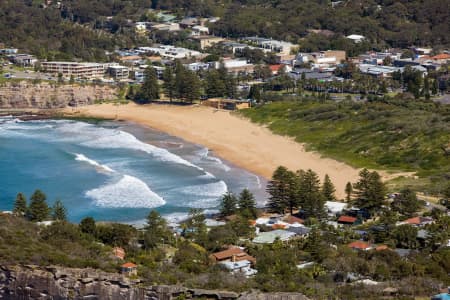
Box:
[1,0,449,62]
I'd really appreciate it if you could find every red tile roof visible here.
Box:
[269,64,282,71]
[122,262,137,268]
[348,241,371,250]
[375,245,389,251]
[403,216,421,225]
[210,247,256,263]
[338,215,357,223]
[432,54,450,60]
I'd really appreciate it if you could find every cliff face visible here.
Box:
[0,265,310,300]
[0,81,119,109]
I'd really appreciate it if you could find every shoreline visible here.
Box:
[60,103,366,198]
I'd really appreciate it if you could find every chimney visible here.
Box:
[231,255,236,262]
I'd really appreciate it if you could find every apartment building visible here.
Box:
[41,62,108,79]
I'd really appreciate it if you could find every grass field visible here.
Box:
[241,99,450,194]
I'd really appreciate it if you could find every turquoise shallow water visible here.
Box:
[0,117,267,223]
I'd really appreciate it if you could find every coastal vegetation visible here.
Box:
[241,98,450,195]
[2,174,449,299]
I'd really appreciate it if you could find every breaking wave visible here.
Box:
[74,153,115,173]
[86,175,166,208]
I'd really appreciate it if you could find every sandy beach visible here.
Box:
[64,103,364,198]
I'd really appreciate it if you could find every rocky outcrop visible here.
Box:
[0,81,118,109]
[0,265,310,300]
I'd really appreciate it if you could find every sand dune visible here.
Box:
[65,103,363,198]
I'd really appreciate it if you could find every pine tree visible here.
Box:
[353,169,386,216]
[28,189,50,222]
[138,66,159,103]
[145,210,169,249]
[392,188,423,217]
[238,188,257,219]
[162,66,175,102]
[321,174,336,202]
[220,192,238,217]
[52,199,67,221]
[184,70,201,103]
[205,69,226,98]
[266,166,296,214]
[13,193,27,216]
[345,182,353,202]
[299,169,326,219]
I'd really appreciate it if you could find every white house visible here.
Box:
[219,260,257,277]
[346,34,365,43]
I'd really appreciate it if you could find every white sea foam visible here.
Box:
[74,153,115,173]
[86,175,166,208]
[205,156,231,171]
[60,122,204,171]
[178,180,228,198]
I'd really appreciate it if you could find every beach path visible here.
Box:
[66,103,363,198]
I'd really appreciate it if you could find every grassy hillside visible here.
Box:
[241,99,450,192]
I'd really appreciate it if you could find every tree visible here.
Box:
[144,210,170,249]
[219,192,238,217]
[238,188,257,219]
[266,166,297,214]
[28,189,50,222]
[138,66,159,103]
[248,84,261,101]
[183,208,207,243]
[162,66,175,102]
[13,193,27,216]
[298,169,326,219]
[391,188,423,217]
[352,169,386,216]
[321,174,336,202]
[52,199,67,221]
[79,216,96,235]
[392,224,418,249]
[345,182,353,202]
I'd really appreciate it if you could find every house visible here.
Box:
[121,262,137,276]
[269,64,292,75]
[112,247,125,260]
[191,36,225,50]
[219,59,254,75]
[431,53,450,64]
[337,215,358,225]
[219,260,257,277]
[209,247,256,264]
[285,226,311,237]
[398,216,434,227]
[10,54,38,67]
[191,25,209,36]
[348,241,371,251]
[346,34,365,43]
[325,201,347,217]
[150,23,180,32]
[108,65,130,80]
[253,229,297,244]
[202,98,250,110]
[179,17,198,28]
[394,248,414,258]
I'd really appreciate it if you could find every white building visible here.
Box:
[136,46,202,60]
[108,65,130,80]
[41,61,108,79]
[346,34,365,43]
[219,260,257,277]
[191,25,209,36]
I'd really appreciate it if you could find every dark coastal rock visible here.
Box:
[0,265,310,300]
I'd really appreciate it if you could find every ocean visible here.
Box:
[0,116,267,224]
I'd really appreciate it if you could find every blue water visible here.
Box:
[0,117,267,224]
